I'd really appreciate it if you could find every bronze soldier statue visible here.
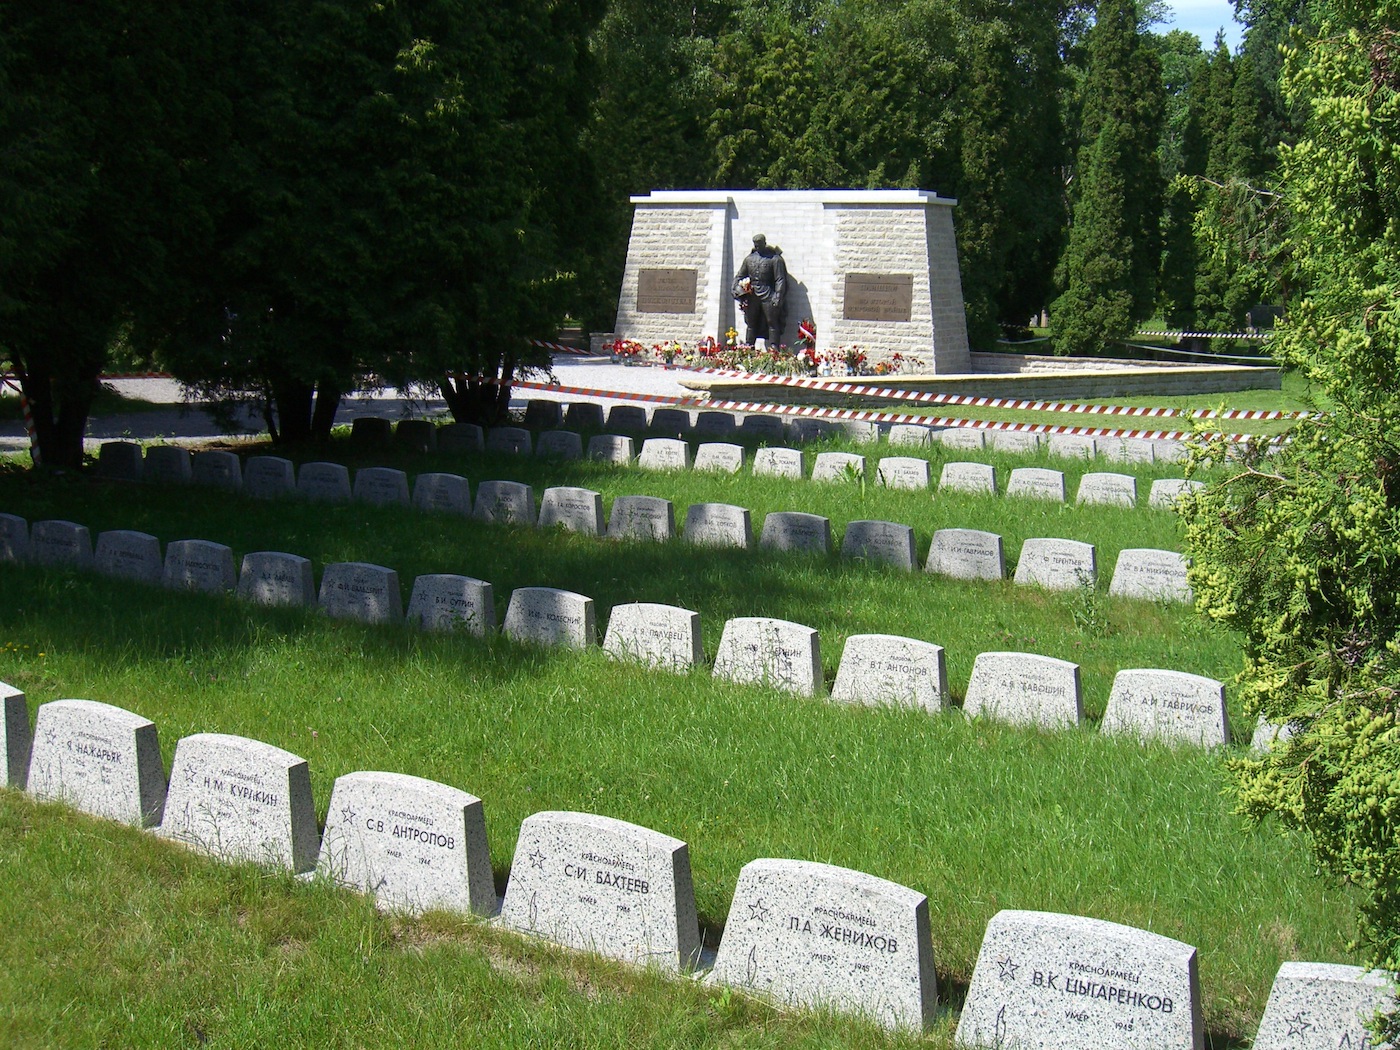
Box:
[732,233,787,346]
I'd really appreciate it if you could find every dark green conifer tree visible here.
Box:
[1052,0,1164,355]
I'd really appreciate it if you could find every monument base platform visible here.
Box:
[680,352,1280,403]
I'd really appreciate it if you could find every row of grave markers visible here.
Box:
[96,432,1203,513]
[0,682,1387,1047]
[71,448,1200,601]
[2,510,1282,749]
[506,399,1198,465]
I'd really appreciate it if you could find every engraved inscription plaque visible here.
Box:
[637,269,698,314]
[843,274,913,322]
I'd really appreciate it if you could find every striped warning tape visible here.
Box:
[1137,329,1271,341]
[530,339,591,356]
[673,365,1313,422]
[1,374,41,464]
[509,379,1274,445]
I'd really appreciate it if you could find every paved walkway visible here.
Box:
[0,356,700,452]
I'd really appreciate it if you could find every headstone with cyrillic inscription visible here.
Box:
[956,909,1203,1050]
[499,810,701,972]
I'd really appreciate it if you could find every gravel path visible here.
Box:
[0,356,703,452]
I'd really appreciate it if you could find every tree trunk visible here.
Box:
[269,373,314,444]
[17,361,97,471]
[310,379,343,442]
[440,360,514,426]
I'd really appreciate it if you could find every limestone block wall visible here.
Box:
[614,203,728,347]
[615,190,971,372]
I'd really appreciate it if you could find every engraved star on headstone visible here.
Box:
[528,848,547,870]
[339,802,358,825]
[746,899,770,922]
[1284,1012,1313,1037]
[183,765,198,784]
[997,956,1020,981]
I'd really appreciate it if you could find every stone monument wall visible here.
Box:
[613,190,971,373]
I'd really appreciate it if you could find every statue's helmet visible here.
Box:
[752,233,767,248]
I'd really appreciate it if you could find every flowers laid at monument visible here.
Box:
[604,337,911,378]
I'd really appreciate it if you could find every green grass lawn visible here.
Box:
[0,433,1359,1048]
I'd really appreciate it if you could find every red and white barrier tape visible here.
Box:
[1,374,41,463]
[1137,329,1271,341]
[530,339,591,356]
[673,364,1312,422]
[510,378,1273,445]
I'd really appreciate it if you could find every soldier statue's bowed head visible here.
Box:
[732,233,787,347]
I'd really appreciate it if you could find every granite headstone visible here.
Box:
[812,452,866,482]
[163,539,236,593]
[0,681,30,788]
[1101,670,1230,748]
[486,426,532,456]
[693,442,744,474]
[606,405,649,432]
[318,562,403,624]
[1252,962,1397,1050]
[564,402,606,431]
[536,430,584,461]
[353,467,411,507]
[831,635,949,712]
[760,512,832,556]
[956,909,1203,1050]
[437,422,485,452]
[711,857,937,1031]
[0,512,28,562]
[474,480,537,526]
[1048,434,1098,460]
[242,456,295,500]
[587,435,636,466]
[1076,472,1137,508]
[411,472,472,516]
[607,495,675,542]
[939,462,997,496]
[97,441,144,482]
[925,528,1005,581]
[603,603,704,673]
[317,770,496,915]
[297,462,352,503]
[683,503,753,549]
[888,424,933,448]
[29,520,93,569]
[841,520,917,571]
[939,428,987,451]
[192,450,242,491]
[394,419,438,453]
[876,457,931,490]
[1109,549,1192,603]
[1148,479,1205,510]
[406,574,495,635]
[499,810,701,972]
[160,732,319,873]
[964,652,1083,728]
[143,445,193,485]
[539,487,605,536]
[27,698,166,826]
[638,438,691,472]
[94,530,162,584]
[1005,468,1066,502]
[1014,538,1097,591]
[503,587,596,649]
[752,447,804,479]
[713,617,822,697]
[237,552,316,608]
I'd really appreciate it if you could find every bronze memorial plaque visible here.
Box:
[636,269,698,313]
[843,273,914,322]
